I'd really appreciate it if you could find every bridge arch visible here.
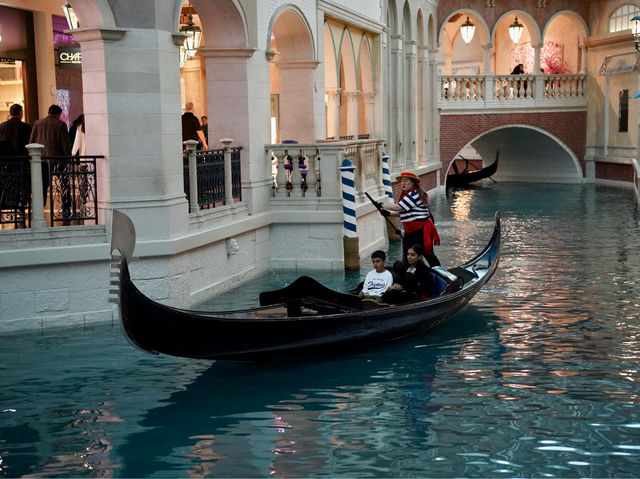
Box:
[445,124,583,184]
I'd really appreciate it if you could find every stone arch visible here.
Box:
[542,11,589,74]
[439,10,490,73]
[402,1,413,41]
[492,10,542,46]
[324,21,339,89]
[338,27,358,137]
[388,0,400,36]
[267,5,315,61]
[191,0,248,48]
[427,13,436,49]
[443,123,583,184]
[357,34,374,137]
[268,6,317,142]
[69,0,116,28]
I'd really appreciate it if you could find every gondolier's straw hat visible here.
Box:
[396,171,420,184]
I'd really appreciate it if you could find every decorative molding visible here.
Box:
[318,0,385,33]
[198,47,257,58]
[485,0,496,7]
[273,60,320,70]
[537,0,548,7]
[70,27,127,43]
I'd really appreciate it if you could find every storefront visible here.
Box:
[0,4,37,124]
[0,3,82,127]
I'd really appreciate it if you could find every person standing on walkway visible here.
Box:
[181,102,208,150]
[0,104,32,157]
[29,105,72,215]
[382,171,441,267]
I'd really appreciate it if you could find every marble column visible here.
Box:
[326,88,341,139]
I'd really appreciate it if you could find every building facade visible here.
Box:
[0,0,638,332]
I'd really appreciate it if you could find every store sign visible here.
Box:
[57,47,82,67]
[0,57,16,65]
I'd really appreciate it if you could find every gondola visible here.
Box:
[446,151,499,187]
[111,211,500,361]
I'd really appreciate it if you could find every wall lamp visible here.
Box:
[631,15,640,52]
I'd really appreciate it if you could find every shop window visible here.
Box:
[619,89,629,133]
[609,4,640,33]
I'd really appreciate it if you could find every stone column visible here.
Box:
[343,90,360,139]
[26,143,46,229]
[390,35,404,163]
[326,88,341,139]
[273,60,320,143]
[184,140,199,214]
[418,45,429,166]
[72,27,190,240]
[405,40,417,169]
[220,137,234,206]
[200,47,271,214]
[534,42,545,98]
[361,91,376,139]
[484,43,493,74]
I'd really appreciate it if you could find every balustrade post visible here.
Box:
[220,138,234,205]
[26,143,46,229]
[185,140,199,213]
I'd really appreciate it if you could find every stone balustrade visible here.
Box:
[266,138,386,201]
[439,73,587,109]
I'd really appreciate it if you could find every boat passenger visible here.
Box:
[381,245,436,303]
[382,171,441,267]
[359,250,394,299]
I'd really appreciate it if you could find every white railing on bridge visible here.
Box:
[439,73,588,109]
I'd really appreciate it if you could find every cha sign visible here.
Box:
[57,47,82,68]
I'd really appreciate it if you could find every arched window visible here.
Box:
[609,3,640,32]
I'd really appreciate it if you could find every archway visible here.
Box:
[268,7,316,143]
[446,125,583,184]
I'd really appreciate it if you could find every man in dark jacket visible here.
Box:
[0,104,32,156]
[29,105,72,217]
[181,102,208,150]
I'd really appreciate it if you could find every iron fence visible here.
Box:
[0,157,30,228]
[45,156,99,225]
[184,147,242,209]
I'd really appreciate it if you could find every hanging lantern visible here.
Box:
[62,1,80,30]
[179,2,202,58]
[631,15,640,51]
[460,17,476,45]
[509,16,524,44]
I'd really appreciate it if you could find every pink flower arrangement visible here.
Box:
[511,41,567,74]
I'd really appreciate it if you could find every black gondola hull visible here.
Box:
[447,152,499,187]
[118,214,500,360]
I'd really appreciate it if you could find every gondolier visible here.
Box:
[382,171,441,267]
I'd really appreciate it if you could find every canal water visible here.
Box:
[1,183,639,478]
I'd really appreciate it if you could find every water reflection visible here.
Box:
[116,310,496,478]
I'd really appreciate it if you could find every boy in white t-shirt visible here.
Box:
[359,250,394,299]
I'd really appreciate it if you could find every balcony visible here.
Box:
[438,73,588,111]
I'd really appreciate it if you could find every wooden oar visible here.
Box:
[365,192,403,237]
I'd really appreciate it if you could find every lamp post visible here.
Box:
[509,16,524,44]
[61,1,79,30]
[460,17,476,44]
[632,15,640,52]
[179,2,202,58]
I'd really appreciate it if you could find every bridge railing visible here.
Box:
[438,73,587,109]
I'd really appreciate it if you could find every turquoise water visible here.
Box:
[1,183,640,477]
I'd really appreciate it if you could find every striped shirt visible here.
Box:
[398,189,430,223]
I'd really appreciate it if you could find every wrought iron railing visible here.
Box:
[0,157,30,228]
[45,156,99,225]
[183,144,242,210]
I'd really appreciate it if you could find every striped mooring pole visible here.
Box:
[380,151,402,242]
[339,158,360,269]
[381,151,393,201]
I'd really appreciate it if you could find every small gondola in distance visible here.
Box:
[112,211,501,361]
[446,151,499,187]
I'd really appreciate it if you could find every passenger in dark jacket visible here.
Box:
[381,245,435,303]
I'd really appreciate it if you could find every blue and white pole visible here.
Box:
[381,151,393,202]
[339,158,357,238]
